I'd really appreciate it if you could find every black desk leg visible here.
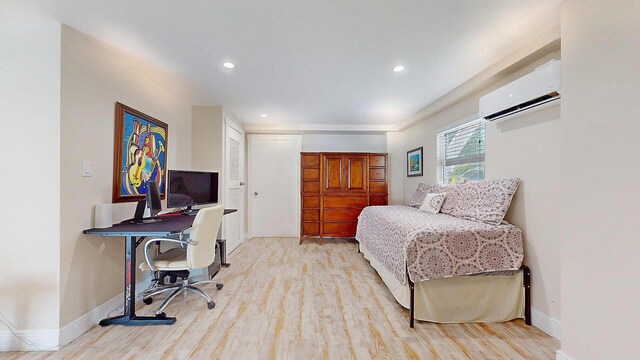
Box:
[99,235,176,326]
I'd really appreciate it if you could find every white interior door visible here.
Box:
[248,135,302,238]
[225,121,245,253]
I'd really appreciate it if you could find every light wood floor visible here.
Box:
[6,238,559,360]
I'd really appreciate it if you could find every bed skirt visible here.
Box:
[361,246,525,323]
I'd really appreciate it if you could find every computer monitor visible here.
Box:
[146,181,162,217]
[167,170,219,214]
[125,181,163,224]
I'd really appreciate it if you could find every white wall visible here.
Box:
[387,51,563,335]
[59,25,196,328]
[487,105,562,335]
[559,1,640,358]
[191,106,225,203]
[302,133,386,152]
[192,106,224,173]
[0,22,61,350]
[386,131,405,205]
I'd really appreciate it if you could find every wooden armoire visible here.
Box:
[300,152,388,244]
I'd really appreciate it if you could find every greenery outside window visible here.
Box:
[437,119,486,184]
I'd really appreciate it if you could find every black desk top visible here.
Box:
[84,208,237,237]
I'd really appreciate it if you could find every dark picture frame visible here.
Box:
[406,146,423,177]
[112,102,168,203]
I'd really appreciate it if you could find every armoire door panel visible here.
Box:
[346,156,367,192]
[323,156,343,191]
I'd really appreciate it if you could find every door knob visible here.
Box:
[240,181,245,186]
[254,192,258,196]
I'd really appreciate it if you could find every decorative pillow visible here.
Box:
[439,183,460,214]
[408,183,427,207]
[418,193,446,214]
[408,183,442,208]
[444,178,520,225]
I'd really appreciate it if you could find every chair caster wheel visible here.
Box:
[156,312,167,318]
[207,301,215,310]
[216,283,224,290]
[143,297,153,305]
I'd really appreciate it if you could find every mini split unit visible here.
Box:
[480,59,561,122]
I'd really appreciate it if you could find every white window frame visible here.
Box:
[436,116,486,184]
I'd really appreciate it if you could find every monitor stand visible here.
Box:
[141,218,163,224]
[133,217,163,224]
[182,206,199,216]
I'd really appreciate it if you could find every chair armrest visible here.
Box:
[143,238,199,272]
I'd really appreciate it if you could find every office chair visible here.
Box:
[139,204,225,316]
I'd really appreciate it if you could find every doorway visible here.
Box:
[224,120,245,252]
[248,135,302,238]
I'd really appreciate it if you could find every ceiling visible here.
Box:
[3,0,562,128]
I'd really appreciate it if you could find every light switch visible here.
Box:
[82,161,92,177]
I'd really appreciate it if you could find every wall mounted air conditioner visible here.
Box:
[480,59,561,122]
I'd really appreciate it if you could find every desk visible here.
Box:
[84,209,237,326]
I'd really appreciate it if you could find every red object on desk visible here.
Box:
[159,212,182,217]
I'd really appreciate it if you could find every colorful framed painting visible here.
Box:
[112,102,168,203]
[406,146,423,177]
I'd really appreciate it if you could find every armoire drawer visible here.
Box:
[322,222,358,237]
[303,209,320,221]
[303,168,320,180]
[302,154,320,167]
[369,181,387,193]
[369,168,386,181]
[323,208,364,221]
[369,196,388,206]
[302,181,319,193]
[323,196,368,208]
[303,196,320,208]
[302,222,320,235]
[368,154,386,167]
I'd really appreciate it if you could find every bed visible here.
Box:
[355,179,530,327]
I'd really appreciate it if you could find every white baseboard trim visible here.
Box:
[1,276,153,352]
[0,329,60,352]
[531,307,562,340]
[59,275,153,348]
[556,350,574,360]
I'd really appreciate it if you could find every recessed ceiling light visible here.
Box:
[393,65,405,72]
[223,62,235,69]
[260,114,268,117]
[358,116,365,119]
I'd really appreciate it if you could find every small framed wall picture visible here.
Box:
[406,146,423,177]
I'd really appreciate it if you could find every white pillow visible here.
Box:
[418,193,446,214]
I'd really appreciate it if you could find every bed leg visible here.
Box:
[409,278,415,329]
[522,265,531,326]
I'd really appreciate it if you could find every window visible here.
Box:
[437,118,486,184]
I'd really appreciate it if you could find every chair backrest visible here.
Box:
[186,204,224,269]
